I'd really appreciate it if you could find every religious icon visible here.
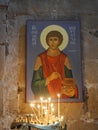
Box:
[26,20,83,102]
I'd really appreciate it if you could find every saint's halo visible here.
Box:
[40,25,69,51]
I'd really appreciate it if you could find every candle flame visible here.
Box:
[37,105,40,108]
[30,103,35,108]
[48,97,51,101]
[51,103,53,107]
[40,97,43,101]
[57,93,60,98]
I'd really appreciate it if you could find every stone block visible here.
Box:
[0,46,5,80]
[0,86,3,116]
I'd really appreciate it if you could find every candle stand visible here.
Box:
[11,95,67,130]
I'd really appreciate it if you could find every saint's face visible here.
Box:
[47,36,61,50]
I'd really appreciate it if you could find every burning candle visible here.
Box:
[45,99,48,110]
[30,103,35,118]
[40,97,43,117]
[18,94,20,113]
[30,103,35,108]
[57,93,60,120]
[50,103,54,115]
[48,97,51,114]
[37,104,40,118]
[60,116,64,121]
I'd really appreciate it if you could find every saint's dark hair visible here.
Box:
[46,30,63,44]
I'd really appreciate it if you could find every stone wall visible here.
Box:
[0,0,98,130]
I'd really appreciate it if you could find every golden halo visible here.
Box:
[40,25,69,50]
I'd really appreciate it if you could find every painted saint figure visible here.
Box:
[31,30,78,99]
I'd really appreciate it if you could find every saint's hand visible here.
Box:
[46,72,61,85]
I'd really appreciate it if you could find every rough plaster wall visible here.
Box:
[0,0,98,130]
